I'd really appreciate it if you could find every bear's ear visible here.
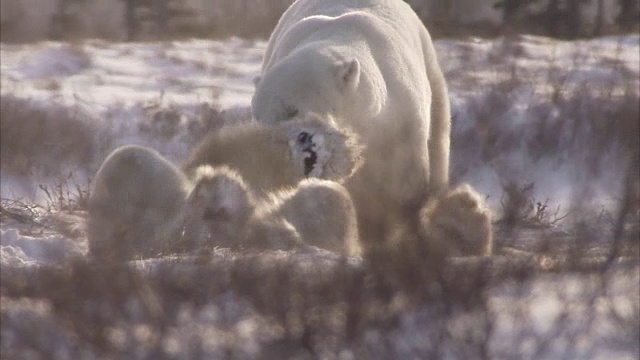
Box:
[335,59,360,91]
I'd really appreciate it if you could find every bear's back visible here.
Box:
[183,124,302,195]
[91,145,190,215]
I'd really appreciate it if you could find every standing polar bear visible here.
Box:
[252,0,451,243]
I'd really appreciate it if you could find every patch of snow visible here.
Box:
[0,228,85,266]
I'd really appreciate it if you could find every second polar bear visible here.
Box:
[183,113,362,196]
[252,0,451,242]
[183,165,361,256]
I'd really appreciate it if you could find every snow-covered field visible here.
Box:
[1,35,639,358]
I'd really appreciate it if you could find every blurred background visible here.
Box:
[1,0,638,42]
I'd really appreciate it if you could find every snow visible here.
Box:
[1,34,638,358]
[2,38,264,110]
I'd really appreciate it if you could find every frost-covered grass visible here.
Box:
[1,35,639,358]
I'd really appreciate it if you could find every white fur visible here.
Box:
[420,184,493,257]
[188,166,361,255]
[181,165,256,248]
[88,114,364,258]
[183,113,363,196]
[87,145,192,259]
[252,0,451,243]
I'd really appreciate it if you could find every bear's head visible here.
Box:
[181,165,255,247]
[252,47,367,125]
[274,113,365,183]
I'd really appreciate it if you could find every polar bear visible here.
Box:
[182,165,302,250]
[87,145,192,260]
[184,165,361,256]
[183,113,363,196]
[257,176,361,255]
[419,184,493,257]
[88,114,363,259]
[252,0,451,243]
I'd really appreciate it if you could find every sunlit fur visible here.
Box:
[87,145,192,260]
[419,184,493,257]
[185,166,361,255]
[88,113,365,258]
[181,165,256,248]
[183,113,363,196]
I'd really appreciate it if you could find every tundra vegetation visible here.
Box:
[0,4,638,358]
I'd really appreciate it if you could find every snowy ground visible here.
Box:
[1,35,639,358]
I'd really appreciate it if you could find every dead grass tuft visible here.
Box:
[498,181,568,229]
[0,95,101,178]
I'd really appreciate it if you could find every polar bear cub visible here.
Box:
[183,165,360,256]
[256,176,360,255]
[180,165,258,248]
[420,184,493,257]
[87,145,192,259]
[252,0,451,242]
[183,113,363,196]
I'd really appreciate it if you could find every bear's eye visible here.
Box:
[297,132,314,150]
[284,106,299,119]
[297,131,310,144]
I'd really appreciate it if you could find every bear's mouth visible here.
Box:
[303,148,318,177]
[297,131,318,177]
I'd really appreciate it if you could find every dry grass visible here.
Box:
[0,95,101,178]
[1,37,638,359]
[448,39,640,271]
[1,227,636,358]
